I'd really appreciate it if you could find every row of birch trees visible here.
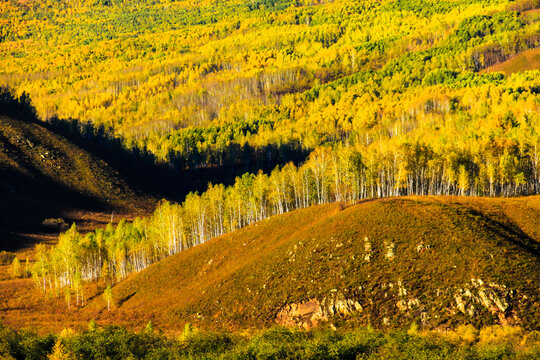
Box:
[31,138,540,300]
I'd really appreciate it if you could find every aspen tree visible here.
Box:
[11,257,21,278]
[104,285,113,311]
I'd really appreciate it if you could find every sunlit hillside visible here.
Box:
[1,196,539,334]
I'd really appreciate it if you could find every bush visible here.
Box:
[0,323,539,359]
[178,331,235,357]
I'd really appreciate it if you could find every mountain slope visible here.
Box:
[102,196,540,331]
[0,114,156,250]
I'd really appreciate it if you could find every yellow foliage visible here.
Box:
[478,325,524,345]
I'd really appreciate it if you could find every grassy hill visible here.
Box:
[0,114,156,250]
[108,196,540,331]
[485,47,540,75]
[2,196,538,333]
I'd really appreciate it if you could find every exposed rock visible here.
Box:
[407,298,420,309]
[277,278,518,329]
[471,278,484,287]
[385,240,395,260]
[364,236,372,262]
[478,288,509,313]
[396,299,408,311]
[454,279,511,317]
[395,281,419,312]
[455,294,466,314]
[276,292,363,328]
[420,312,429,325]
[416,241,432,253]
[276,300,327,329]
[397,281,407,297]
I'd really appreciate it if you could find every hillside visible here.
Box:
[0,113,156,250]
[1,196,538,333]
[485,47,540,74]
[108,196,540,331]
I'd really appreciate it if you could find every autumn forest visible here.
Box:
[1,0,540,357]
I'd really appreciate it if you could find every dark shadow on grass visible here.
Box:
[438,200,540,259]
[117,292,137,307]
[0,167,119,251]
[467,208,540,259]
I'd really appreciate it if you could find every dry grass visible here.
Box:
[484,48,540,75]
[0,196,538,334]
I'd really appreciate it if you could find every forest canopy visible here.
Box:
[1,0,538,170]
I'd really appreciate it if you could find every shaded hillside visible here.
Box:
[0,114,156,250]
[105,196,539,331]
[0,88,310,251]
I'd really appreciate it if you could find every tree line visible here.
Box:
[30,136,539,298]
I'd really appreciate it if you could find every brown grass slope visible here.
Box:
[0,115,155,250]
[101,196,540,332]
[485,47,540,75]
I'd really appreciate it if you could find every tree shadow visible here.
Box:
[0,87,311,250]
[45,116,310,202]
[466,208,540,259]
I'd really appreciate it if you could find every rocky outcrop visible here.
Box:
[276,292,363,329]
[276,277,523,330]
[276,300,325,329]
[454,278,512,319]
[363,237,372,262]
[385,240,395,260]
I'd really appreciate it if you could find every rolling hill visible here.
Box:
[108,196,540,331]
[1,196,538,333]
